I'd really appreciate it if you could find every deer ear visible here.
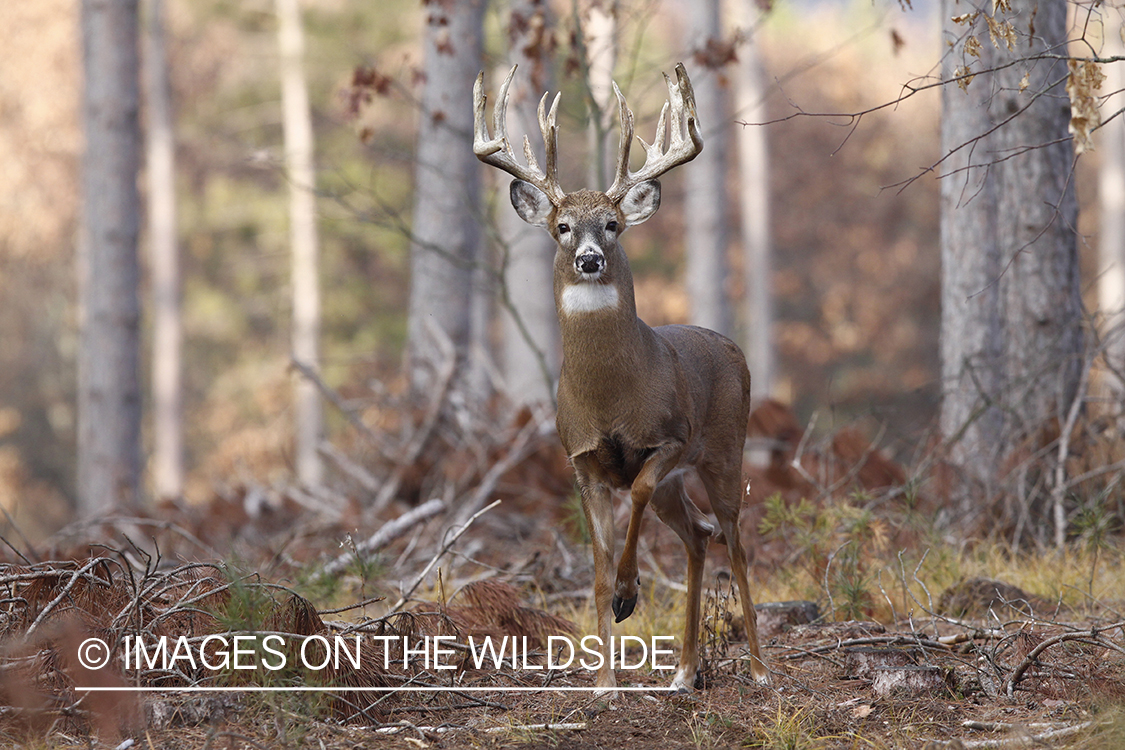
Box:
[510,180,552,227]
[620,180,660,226]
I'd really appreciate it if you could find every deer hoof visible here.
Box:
[612,593,637,622]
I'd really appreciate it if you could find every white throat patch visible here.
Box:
[560,283,619,315]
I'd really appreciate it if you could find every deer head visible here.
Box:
[473,65,703,311]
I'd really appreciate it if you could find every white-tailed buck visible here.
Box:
[473,64,768,692]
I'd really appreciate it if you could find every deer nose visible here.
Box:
[576,253,605,275]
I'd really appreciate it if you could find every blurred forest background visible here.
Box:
[0,0,1120,542]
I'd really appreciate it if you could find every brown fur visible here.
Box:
[475,67,768,692]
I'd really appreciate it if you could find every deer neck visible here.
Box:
[553,254,656,392]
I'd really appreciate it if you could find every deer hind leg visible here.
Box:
[614,443,684,623]
[572,457,618,692]
[650,471,713,693]
[699,465,771,685]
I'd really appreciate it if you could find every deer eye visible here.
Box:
[557,223,570,235]
[605,220,618,232]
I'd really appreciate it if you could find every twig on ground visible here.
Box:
[319,440,380,493]
[777,634,953,659]
[25,557,114,637]
[318,595,388,615]
[320,497,446,579]
[389,499,502,612]
[939,720,1097,748]
[484,723,587,733]
[1004,621,1125,697]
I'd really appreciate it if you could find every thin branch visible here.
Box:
[320,497,446,579]
[389,499,502,613]
[1004,621,1125,697]
[290,356,395,462]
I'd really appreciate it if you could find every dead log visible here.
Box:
[843,646,919,679]
[871,665,956,698]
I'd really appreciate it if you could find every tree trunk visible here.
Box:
[276,0,323,486]
[940,0,1084,516]
[733,3,774,398]
[992,0,1082,440]
[683,0,733,336]
[407,0,485,404]
[144,0,183,501]
[940,0,1006,490]
[498,0,560,405]
[78,0,143,515]
[1099,18,1125,397]
[583,0,617,191]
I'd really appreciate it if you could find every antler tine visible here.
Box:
[473,65,564,204]
[473,70,501,157]
[523,134,541,174]
[492,65,517,155]
[672,62,703,151]
[536,91,563,202]
[606,63,704,203]
[608,81,635,197]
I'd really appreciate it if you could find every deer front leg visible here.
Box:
[614,443,684,622]
[573,456,617,691]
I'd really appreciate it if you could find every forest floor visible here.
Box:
[2,506,1124,750]
[122,610,1125,750]
[3,401,1125,748]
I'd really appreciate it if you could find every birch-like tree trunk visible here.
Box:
[78,0,143,515]
[584,0,617,191]
[1099,18,1125,396]
[411,0,486,404]
[276,0,323,486]
[407,0,485,403]
[683,0,733,336]
[733,2,773,398]
[499,0,559,405]
[144,0,183,501]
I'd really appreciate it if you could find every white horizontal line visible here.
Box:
[75,685,672,693]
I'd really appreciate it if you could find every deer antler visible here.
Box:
[605,63,703,203]
[473,65,565,205]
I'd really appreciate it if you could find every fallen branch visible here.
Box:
[451,416,543,527]
[389,499,502,612]
[943,719,1097,748]
[290,356,394,463]
[320,498,446,579]
[1004,621,1125,697]
[319,441,379,493]
[484,723,587,734]
[372,721,586,736]
[370,321,457,516]
[25,557,113,637]
[779,634,951,660]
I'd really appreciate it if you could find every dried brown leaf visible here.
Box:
[954,65,976,91]
[1067,59,1105,154]
[986,15,1017,51]
[965,35,982,58]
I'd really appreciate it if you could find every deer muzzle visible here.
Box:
[576,252,605,277]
